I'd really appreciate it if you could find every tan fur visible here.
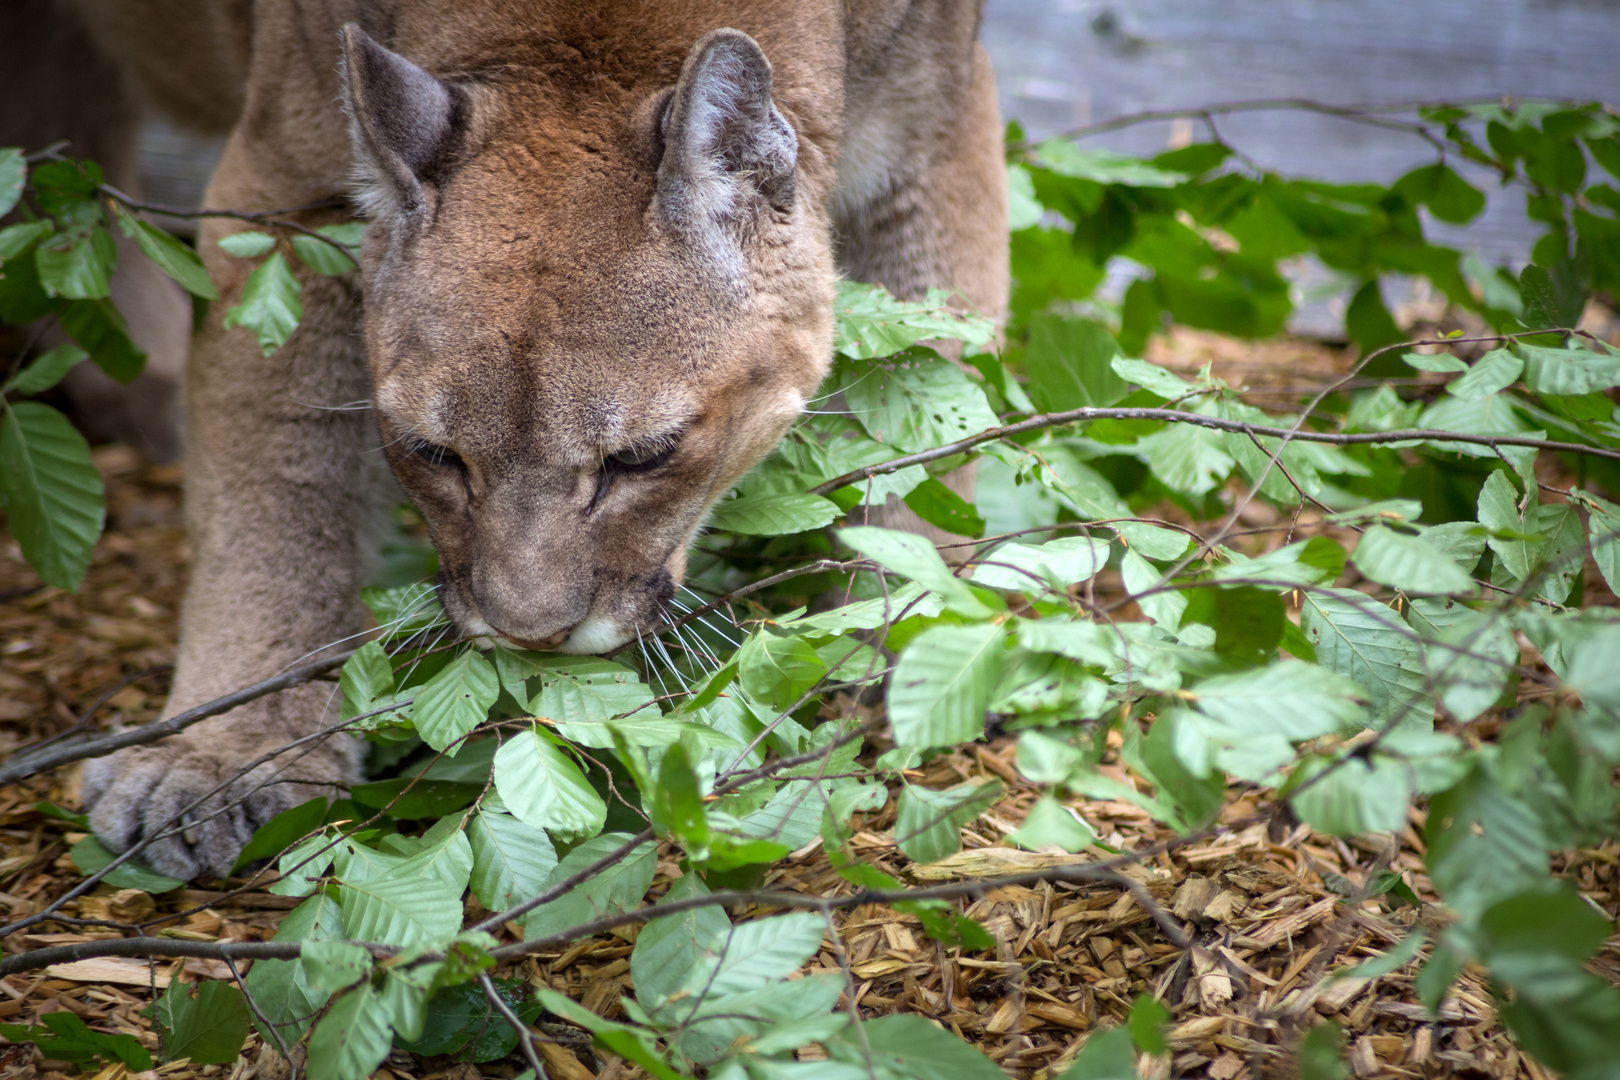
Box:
[34,0,1009,879]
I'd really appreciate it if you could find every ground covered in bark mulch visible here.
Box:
[3,339,1620,1080]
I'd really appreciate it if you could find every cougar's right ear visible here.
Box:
[340,24,465,222]
[654,29,797,285]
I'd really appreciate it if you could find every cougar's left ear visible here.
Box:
[340,24,465,223]
[654,29,797,267]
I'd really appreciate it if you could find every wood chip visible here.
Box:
[45,958,172,988]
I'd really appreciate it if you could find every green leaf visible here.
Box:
[971,535,1108,592]
[895,781,1001,863]
[307,983,394,1080]
[1426,767,1547,917]
[492,725,607,840]
[738,628,828,710]
[650,741,709,850]
[1056,1027,1135,1080]
[1291,754,1415,835]
[1518,263,1585,331]
[708,491,842,535]
[412,649,498,752]
[217,230,276,257]
[395,979,540,1063]
[1576,489,1620,597]
[243,894,343,1041]
[5,343,85,396]
[1346,280,1404,355]
[1109,356,1193,398]
[68,833,184,894]
[1411,601,1517,723]
[468,809,558,912]
[888,623,1006,748]
[0,148,24,217]
[349,777,480,818]
[223,251,303,355]
[1518,342,1620,395]
[1334,928,1428,982]
[841,350,1000,453]
[522,834,657,939]
[1,1011,151,1071]
[903,476,987,537]
[0,402,104,590]
[1127,994,1170,1055]
[528,661,659,747]
[1006,163,1044,230]
[1447,348,1522,399]
[631,873,730,1007]
[1132,419,1235,497]
[1477,884,1610,997]
[232,795,328,873]
[1300,588,1430,730]
[1351,524,1476,596]
[786,581,943,635]
[59,297,146,382]
[1032,141,1187,187]
[299,940,373,993]
[338,864,464,949]
[1402,352,1468,374]
[290,230,360,276]
[1189,660,1364,740]
[36,223,115,299]
[1394,162,1485,224]
[1477,469,1538,582]
[0,220,52,262]
[112,207,217,298]
[1024,314,1129,410]
[683,912,825,996]
[1015,617,1117,666]
[148,978,250,1065]
[832,281,995,359]
[1298,1021,1350,1080]
[1007,795,1097,852]
[835,1013,1006,1080]
[839,525,997,618]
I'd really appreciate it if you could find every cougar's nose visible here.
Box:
[506,625,577,651]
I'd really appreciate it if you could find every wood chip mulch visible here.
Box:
[3,437,1619,1080]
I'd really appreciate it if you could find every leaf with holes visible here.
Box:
[841,350,1000,453]
[889,623,1007,748]
[492,724,607,840]
[412,649,498,752]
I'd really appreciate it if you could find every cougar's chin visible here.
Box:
[555,617,635,655]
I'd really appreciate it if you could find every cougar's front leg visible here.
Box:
[833,42,1010,546]
[83,154,388,880]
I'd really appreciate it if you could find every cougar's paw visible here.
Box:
[82,736,362,881]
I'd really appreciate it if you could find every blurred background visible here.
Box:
[139,0,1620,275]
[980,0,1620,268]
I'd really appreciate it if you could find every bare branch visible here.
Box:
[0,650,356,786]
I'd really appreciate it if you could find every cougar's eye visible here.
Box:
[605,442,675,471]
[408,439,466,472]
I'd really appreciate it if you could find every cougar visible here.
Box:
[10,0,1008,879]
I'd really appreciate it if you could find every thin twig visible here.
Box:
[0,650,356,786]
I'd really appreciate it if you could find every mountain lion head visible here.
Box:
[340,25,834,654]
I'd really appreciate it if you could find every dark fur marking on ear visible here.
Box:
[340,23,468,221]
[653,29,798,275]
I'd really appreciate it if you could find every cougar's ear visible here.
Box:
[654,29,797,271]
[340,24,464,222]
